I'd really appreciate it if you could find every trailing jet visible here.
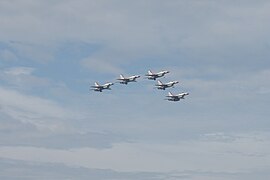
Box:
[91,82,114,92]
[117,74,140,84]
[145,70,170,80]
[155,80,179,90]
[166,91,189,101]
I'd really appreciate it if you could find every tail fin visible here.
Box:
[95,82,100,86]
[168,92,173,96]
[148,70,153,75]
[157,80,163,85]
[120,74,125,79]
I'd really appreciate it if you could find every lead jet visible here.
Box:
[155,80,179,90]
[117,74,140,85]
[166,91,189,101]
[91,82,114,92]
[145,70,170,80]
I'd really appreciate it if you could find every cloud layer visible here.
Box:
[1,0,270,179]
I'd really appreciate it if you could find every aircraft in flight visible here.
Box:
[91,82,114,92]
[117,74,140,84]
[155,80,179,90]
[166,91,189,101]
[145,70,170,80]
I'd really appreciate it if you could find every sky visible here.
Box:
[0,0,270,179]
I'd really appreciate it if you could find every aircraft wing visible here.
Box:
[117,78,128,81]
[145,73,157,76]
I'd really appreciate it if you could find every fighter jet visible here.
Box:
[155,80,179,90]
[117,74,140,84]
[166,91,189,101]
[145,70,170,80]
[91,82,114,92]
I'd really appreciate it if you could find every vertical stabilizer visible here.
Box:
[157,80,163,85]
[148,70,153,75]
[120,74,125,79]
[95,82,99,86]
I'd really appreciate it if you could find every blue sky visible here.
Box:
[1,0,270,179]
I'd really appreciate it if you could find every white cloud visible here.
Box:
[0,158,175,180]
[8,42,56,63]
[170,67,270,102]
[0,67,51,91]
[0,0,269,63]
[0,158,269,180]
[0,87,79,131]
[0,49,17,61]
[81,57,123,75]
[4,67,35,76]
[0,132,269,173]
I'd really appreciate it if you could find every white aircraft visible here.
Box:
[166,91,189,101]
[91,82,114,92]
[155,80,179,90]
[145,70,170,80]
[117,74,140,84]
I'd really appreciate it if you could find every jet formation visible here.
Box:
[91,70,189,102]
